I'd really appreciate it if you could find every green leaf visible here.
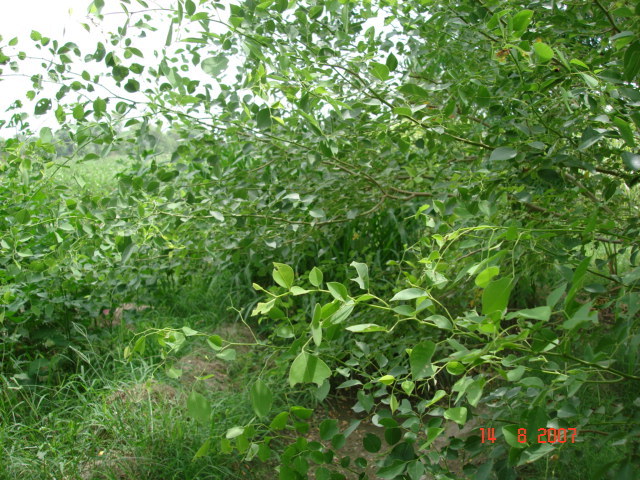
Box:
[309,4,323,19]
[562,301,598,330]
[578,127,605,150]
[370,62,390,81]
[390,288,427,301]
[425,390,446,409]
[579,73,598,88]
[506,365,525,381]
[613,117,635,147]
[378,375,395,385]
[92,0,105,14]
[72,104,85,121]
[363,433,381,453]
[398,83,429,99]
[182,326,198,336]
[309,267,323,287]
[421,427,444,449]
[346,323,387,332]
[392,305,415,316]
[250,379,273,418]
[429,314,452,330]
[289,351,331,387]
[401,380,415,395]
[165,21,174,46]
[124,79,140,93]
[207,335,223,350]
[316,379,330,402]
[444,407,467,426]
[407,461,425,480]
[192,439,211,460]
[357,390,374,412]
[624,41,640,81]
[466,378,485,407]
[55,105,66,124]
[410,341,436,380]
[185,0,196,15]
[570,58,589,69]
[350,261,369,290]
[34,98,52,115]
[112,65,129,82]
[120,242,135,265]
[475,266,500,287]
[311,303,322,346]
[252,299,275,316]
[216,349,236,361]
[201,55,229,77]
[378,461,406,479]
[565,257,591,307]
[393,107,412,116]
[533,42,554,63]
[269,411,289,430]
[327,282,349,301]
[512,10,533,37]
[517,444,555,467]
[290,286,309,295]
[502,425,524,448]
[622,152,640,171]
[386,52,398,71]
[93,98,106,116]
[326,301,355,326]
[256,108,272,129]
[273,262,294,289]
[225,426,244,439]
[320,419,339,441]
[446,361,465,375]
[489,147,517,161]
[506,306,551,321]
[482,277,513,315]
[14,209,31,224]
[187,391,211,424]
[291,406,313,419]
[546,283,566,308]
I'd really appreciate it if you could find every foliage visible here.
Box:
[1,0,640,478]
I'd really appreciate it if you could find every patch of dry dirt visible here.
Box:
[175,348,231,390]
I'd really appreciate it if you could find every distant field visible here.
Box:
[50,155,132,193]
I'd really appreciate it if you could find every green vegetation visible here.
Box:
[1,0,639,479]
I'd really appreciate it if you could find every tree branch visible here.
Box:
[593,0,620,34]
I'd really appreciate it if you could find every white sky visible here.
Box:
[1,0,391,135]
[0,0,187,133]
[1,1,95,129]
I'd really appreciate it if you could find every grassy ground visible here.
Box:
[49,155,131,194]
[0,307,272,480]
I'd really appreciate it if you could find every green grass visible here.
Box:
[0,305,275,480]
[49,155,131,194]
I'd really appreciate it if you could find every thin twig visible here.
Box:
[593,0,620,33]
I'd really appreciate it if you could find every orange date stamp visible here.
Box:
[480,427,578,444]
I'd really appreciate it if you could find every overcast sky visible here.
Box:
[1,1,94,129]
[1,1,391,135]
[0,0,182,132]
